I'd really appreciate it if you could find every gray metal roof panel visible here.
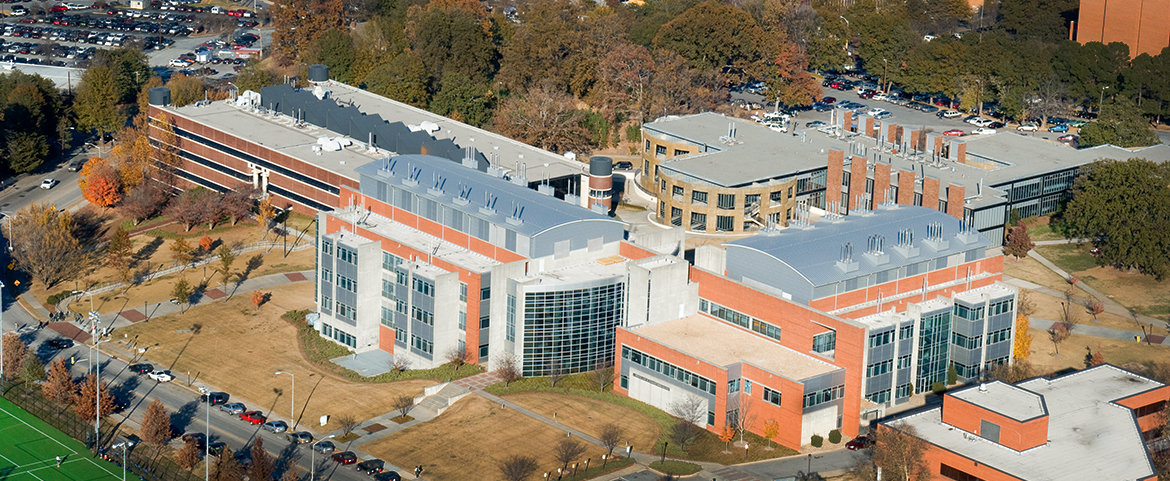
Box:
[726,205,992,287]
[355,154,623,237]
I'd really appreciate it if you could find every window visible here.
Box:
[655,144,666,157]
[396,270,408,285]
[763,387,782,406]
[803,385,844,408]
[989,298,1014,316]
[337,247,357,264]
[951,332,983,350]
[480,316,490,329]
[459,282,468,302]
[336,302,355,320]
[412,278,434,296]
[411,306,434,326]
[744,380,752,394]
[321,240,333,255]
[395,327,406,343]
[336,274,356,292]
[326,325,355,348]
[395,299,406,314]
[898,354,912,369]
[868,330,894,348]
[321,269,332,284]
[321,296,332,310]
[813,331,836,353]
[716,215,734,232]
[672,185,684,197]
[866,359,893,377]
[728,379,740,393]
[866,389,891,404]
[896,384,913,398]
[673,149,688,156]
[692,191,708,205]
[953,303,985,320]
[1137,400,1167,417]
[458,311,466,331]
[670,207,682,226]
[506,295,516,342]
[988,328,1010,344]
[700,299,752,329]
[707,411,715,426]
[645,140,651,152]
[621,346,716,395]
[690,212,707,231]
[382,279,394,299]
[899,324,914,340]
[940,464,984,481]
[751,320,782,342]
[770,191,784,203]
[481,286,491,300]
[410,334,433,354]
[382,252,402,270]
[620,375,628,389]
[380,307,394,327]
[717,193,736,210]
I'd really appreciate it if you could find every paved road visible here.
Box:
[0,149,87,217]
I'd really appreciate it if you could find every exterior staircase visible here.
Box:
[414,382,471,416]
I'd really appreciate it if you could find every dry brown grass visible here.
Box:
[1023,328,1170,374]
[1027,288,1167,335]
[1074,266,1170,323]
[110,282,436,432]
[504,393,661,450]
[1003,256,1090,296]
[360,395,609,481]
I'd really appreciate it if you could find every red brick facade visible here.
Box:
[897,169,916,205]
[827,150,844,210]
[849,156,867,210]
[1076,0,1170,58]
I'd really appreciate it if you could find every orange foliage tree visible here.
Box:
[84,168,122,208]
[1013,315,1033,359]
[719,424,736,453]
[763,419,780,450]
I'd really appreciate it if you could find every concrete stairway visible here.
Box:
[415,382,471,416]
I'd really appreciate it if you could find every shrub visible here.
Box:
[46,290,74,306]
[810,434,823,448]
[828,429,841,444]
[932,381,947,394]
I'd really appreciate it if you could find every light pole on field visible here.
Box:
[0,281,5,391]
[275,371,294,426]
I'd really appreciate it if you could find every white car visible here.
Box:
[972,127,996,135]
[940,110,962,119]
[1017,123,1038,132]
[972,118,994,127]
[40,179,57,189]
[865,108,886,117]
[148,370,174,382]
[168,58,189,68]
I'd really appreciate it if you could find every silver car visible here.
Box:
[220,402,245,415]
[262,420,288,433]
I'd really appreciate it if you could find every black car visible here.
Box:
[373,472,402,481]
[356,459,385,474]
[129,363,154,375]
[208,441,227,456]
[45,339,73,349]
[199,392,229,405]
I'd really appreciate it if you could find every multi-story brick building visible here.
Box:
[887,364,1169,480]
[1075,0,1170,58]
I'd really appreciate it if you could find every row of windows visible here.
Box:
[952,332,982,350]
[898,354,911,369]
[988,328,1010,344]
[869,330,893,348]
[381,307,394,327]
[940,464,984,481]
[866,389,891,404]
[728,379,755,395]
[622,346,717,395]
[322,240,333,256]
[953,362,980,378]
[812,331,836,353]
[699,299,781,342]
[336,274,356,293]
[321,295,332,310]
[989,298,1014,316]
[412,306,434,325]
[337,247,357,264]
[506,295,517,342]
[395,327,407,343]
[383,252,403,271]
[321,269,332,285]
[867,359,893,377]
[763,387,782,406]
[337,302,355,320]
[382,279,394,299]
[803,385,844,408]
[459,283,468,302]
[896,383,913,399]
[322,323,356,348]
[1136,400,1167,417]
[953,303,985,321]
[411,334,433,354]
[899,324,914,340]
[412,278,434,297]
[168,124,340,195]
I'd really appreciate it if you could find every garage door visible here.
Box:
[628,372,672,410]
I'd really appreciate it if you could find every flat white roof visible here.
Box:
[953,283,1015,305]
[512,253,629,287]
[950,381,1046,421]
[631,314,840,381]
[895,365,1161,481]
[330,208,500,273]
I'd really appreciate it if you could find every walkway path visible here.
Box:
[1023,249,1165,330]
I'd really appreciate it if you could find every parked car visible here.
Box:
[939,110,962,119]
[972,128,996,135]
[129,363,154,375]
[40,179,58,189]
[239,411,266,424]
[287,431,313,444]
[45,339,73,349]
[1058,134,1078,142]
[1048,123,1070,132]
[874,111,893,120]
[821,96,836,104]
[805,121,826,128]
[208,441,227,456]
[373,472,402,481]
[220,402,246,415]
[943,129,965,136]
[262,421,288,433]
[200,392,229,406]
[312,440,336,454]
[865,107,885,116]
[181,433,206,447]
[1017,123,1038,132]
[332,451,358,465]
[356,459,385,474]
[846,436,874,450]
[148,370,174,382]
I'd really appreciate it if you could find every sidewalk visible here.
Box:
[1023,249,1165,329]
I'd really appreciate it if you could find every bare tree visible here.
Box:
[590,360,614,392]
[389,356,411,379]
[176,440,202,470]
[335,414,359,434]
[668,394,707,449]
[445,346,469,373]
[599,423,624,459]
[121,183,167,225]
[1087,300,1105,321]
[221,188,254,225]
[1017,289,1036,318]
[870,423,931,481]
[248,437,276,481]
[1049,298,1080,355]
[141,400,173,445]
[553,439,587,472]
[498,454,539,481]
[495,353,522,387]
[728,395,756,444]
[548,362,567,387]
[393,395,416,419]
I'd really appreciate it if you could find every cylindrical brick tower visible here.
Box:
[588,156,614,211]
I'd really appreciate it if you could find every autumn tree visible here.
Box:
[871,423,931,481]
[598,43,655,121]
[1,333,29,380]
[141,399,172,445]
[74,373,118,421]
[1085,344,1105,368]
[84,165,122,208]
[122,182,167,224]
[171,237,195,267]
[987,359,1038,383]
[167,74,206,107]
[599,423,623,461]
[1003,222,1034,259]
[176,439,202,470]
[494,85,589,154]
[248,437,276,481]
[648,50,719,116]
[1014,315,1033,359]
[221,188,254,226]
[107,226,133,269]
[270,0,344,61]
[256,197,276,234]
[199,235,214,253]
[719,424,736,453]
[1087,300,1105,321]
[767,45,822,108]
[763,419,780,450]
[216,245,236,288]
[1048,321,1073,355]
[251,290,265,309]
[5,202,80,287]
[498,454,539,481]
[553,439,586,472]
[212,449,243,481]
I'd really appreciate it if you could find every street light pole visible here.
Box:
[1100,85,1110,112]
[205,395,210,481]
[1,281,6,391]
[275,371,294,426]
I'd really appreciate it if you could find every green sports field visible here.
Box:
[0,397,122,481]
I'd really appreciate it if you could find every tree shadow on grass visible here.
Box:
[133,236,164,264]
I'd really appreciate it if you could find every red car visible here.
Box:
[332,451,358,465]
[943,129,964,136]
[239,411,266,425]
[846,436,873,450]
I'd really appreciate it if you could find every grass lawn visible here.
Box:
[1024,287,1166,335]
[1024,222,1064,241]
[360,395,610,481]
[1030,243,1170,324]
[0,397,122,481]
[110,282,437,432]
[1034,243,1099,273]
[504,393,662,451]
[1023,329,1170,375]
